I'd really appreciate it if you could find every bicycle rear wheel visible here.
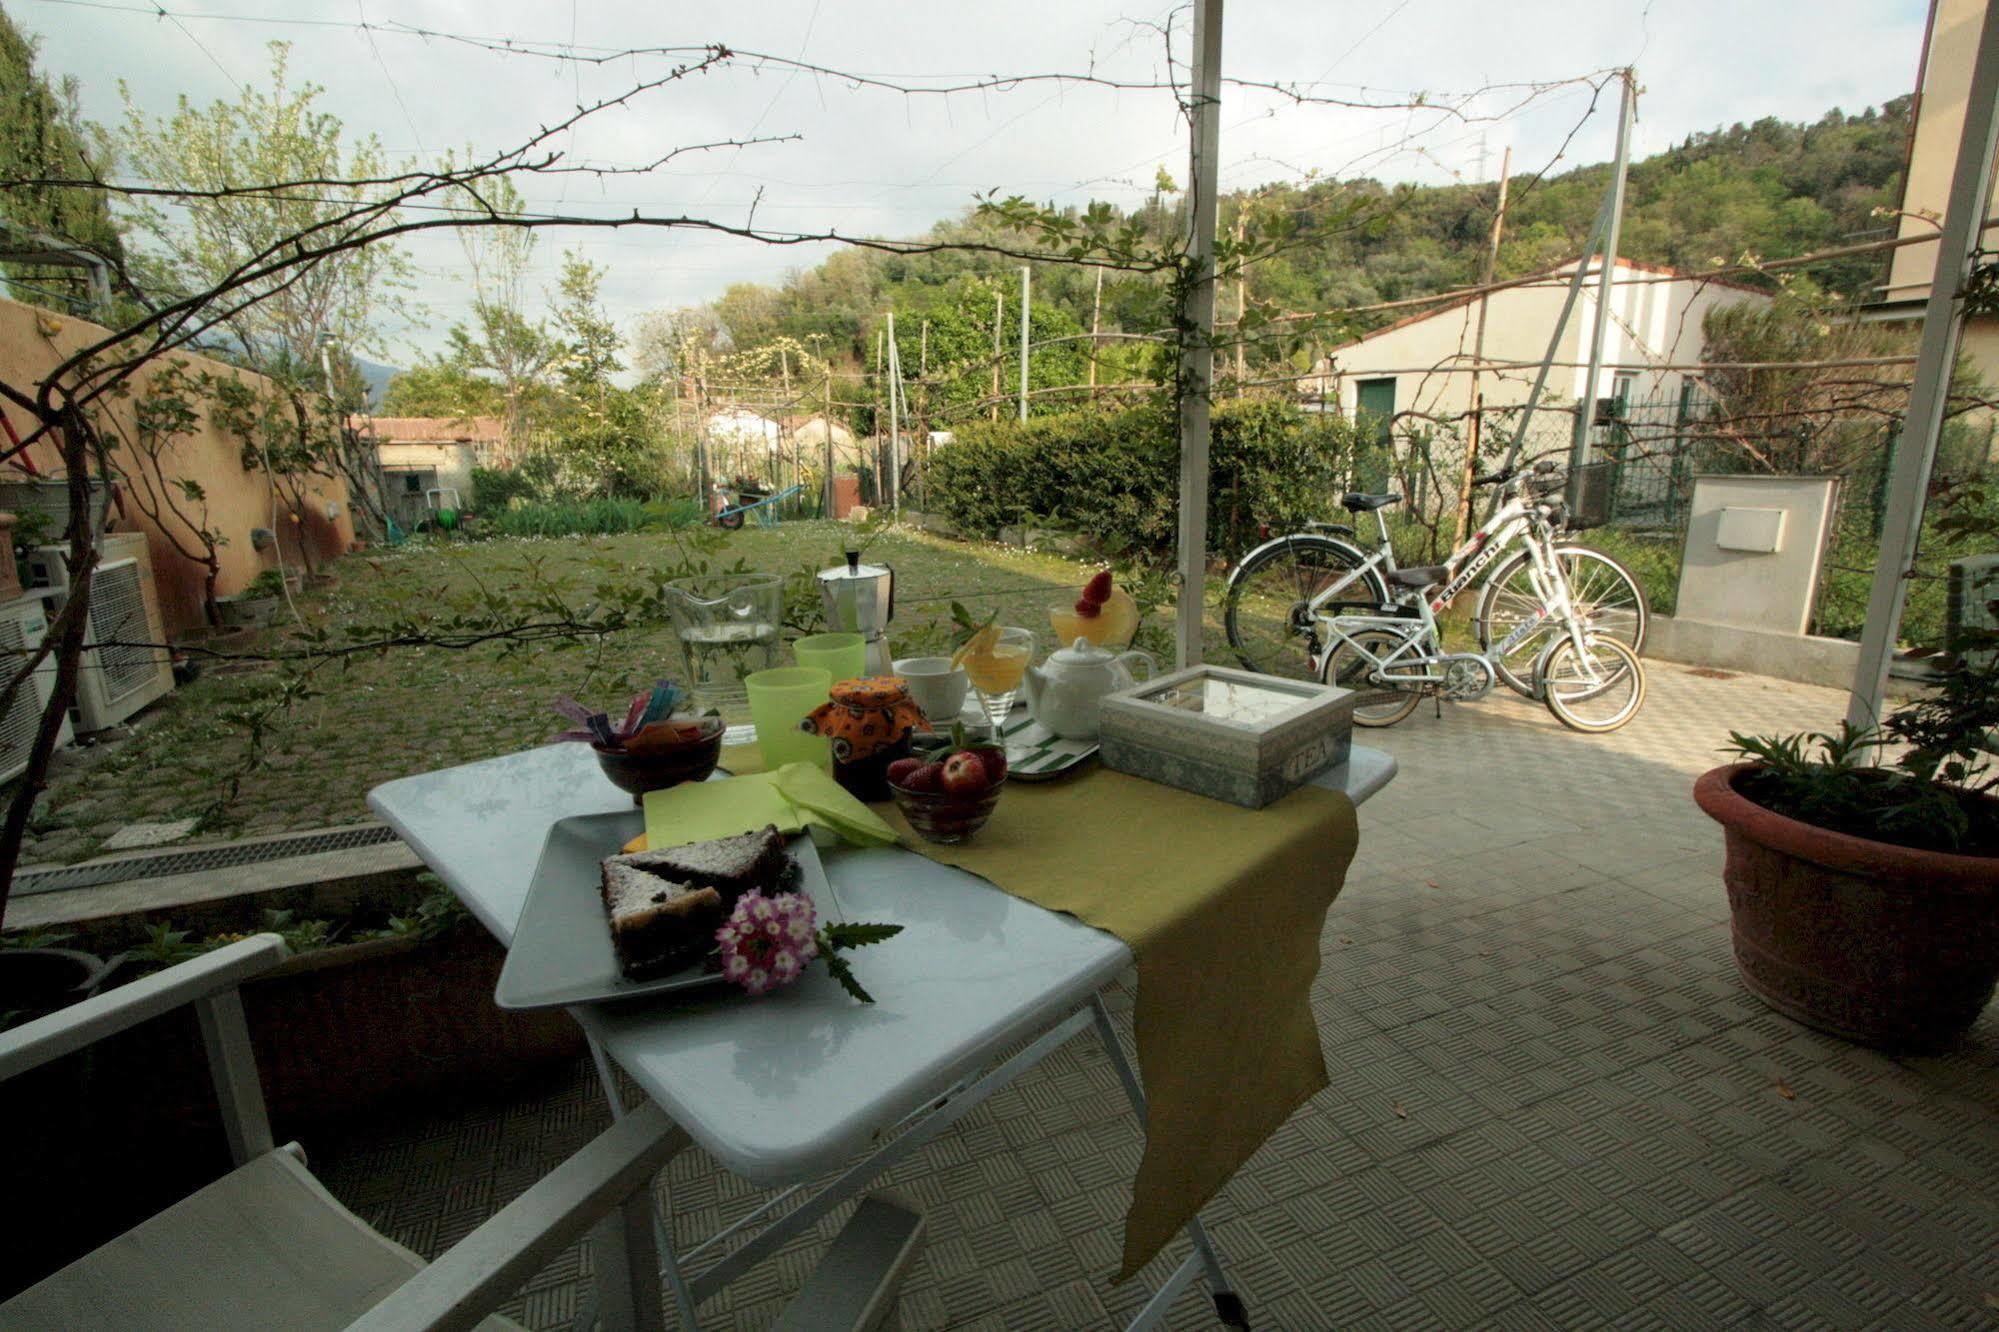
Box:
[1474,544,1647,697]
[1540,634,1646,733]
[1321,628,1422,727]
[1224,535,1387,680]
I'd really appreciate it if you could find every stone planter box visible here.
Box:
[215,593,281,629]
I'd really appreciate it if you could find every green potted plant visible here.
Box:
[216,567,288,629]
[1695,627,1999,1049]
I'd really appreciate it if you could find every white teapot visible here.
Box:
[1022,637,1157,741]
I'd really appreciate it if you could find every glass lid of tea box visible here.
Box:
[1134,672,1314,724]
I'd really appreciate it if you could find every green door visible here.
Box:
[1355,377,1396,448]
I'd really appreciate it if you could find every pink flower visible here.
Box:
[715,890,819,997]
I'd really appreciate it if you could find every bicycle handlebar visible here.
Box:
[1473,458,1563,488]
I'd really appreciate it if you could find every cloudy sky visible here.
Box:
[15,0,1933,365]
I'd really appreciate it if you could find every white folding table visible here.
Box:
[370,742,1394,1330]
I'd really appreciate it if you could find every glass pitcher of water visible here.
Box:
[663,573,784,731]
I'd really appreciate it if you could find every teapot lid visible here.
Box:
[1049,636,1116,666]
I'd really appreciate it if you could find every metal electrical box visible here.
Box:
[1716,507,1786,553]
[1676,476,1839,636]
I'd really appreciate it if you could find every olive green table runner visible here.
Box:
[719,740,1360,1276]
[880,767,1359,1279]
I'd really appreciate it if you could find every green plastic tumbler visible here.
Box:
[746,666,833,771]
[792,632,867,682]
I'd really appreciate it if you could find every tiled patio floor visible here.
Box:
[317,662,1999,1330]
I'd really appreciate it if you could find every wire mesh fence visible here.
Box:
[1360,389,1999,647]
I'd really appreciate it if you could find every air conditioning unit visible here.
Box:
[1948,553,1999,669]
[0,596,73,783]
[29,532,174,733]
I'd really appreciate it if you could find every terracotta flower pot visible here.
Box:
[1694,762,1999,1050]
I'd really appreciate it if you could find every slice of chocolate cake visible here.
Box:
[599,860,724,979]
[623,824,797,906]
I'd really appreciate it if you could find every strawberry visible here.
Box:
[900,761,945,793]
[886,756,926,787]
[940,750,990,799]
[1075,569,1113,618]
[969,746,1008,785]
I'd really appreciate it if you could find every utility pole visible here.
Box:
[695,354,711,515]
[873,327,885,505]
[1017,266,1031,422]
[1175,0,1222,669]
[991,290,1003,423]
[919,320,929,378]
[822,368,835,520]
[1455,146,1512,549]
[1088,267,1104,392]
[1233,208,1248,389]
[1848,0,1999,729]
[885,312,901,513]
[1569,69,1636,475]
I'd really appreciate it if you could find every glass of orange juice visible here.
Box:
[1050,588,1140,648]
[958,626,1035,732]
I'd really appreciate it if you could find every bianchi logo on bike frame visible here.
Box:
[1430,533,1506,611]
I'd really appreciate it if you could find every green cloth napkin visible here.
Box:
[772,763,899,848]
[642,761,897,849]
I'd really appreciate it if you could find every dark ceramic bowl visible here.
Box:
[593,726,724,803]
[888,774,1005,844]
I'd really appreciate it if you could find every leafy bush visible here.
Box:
[925,397,1387,562]
[242,568,289,599]
[470,465,537,512]
[486,497,657,538]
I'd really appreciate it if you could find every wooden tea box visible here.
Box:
[1099,665,1357,808]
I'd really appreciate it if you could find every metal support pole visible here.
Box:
[1456,146,1511,549]
[991,290,1003,423]
[1569,69,1636,474]
[1491,198,1610,482]
[1088,266,1104,391]
[1174,0,1224,669]
[1017,266,1032,422]
[886,311,901,513]
[823,372,836,520]
[1847,0,1999,729]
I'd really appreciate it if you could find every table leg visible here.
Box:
[1088,996,1249,1331]
[585,1032,704,1332]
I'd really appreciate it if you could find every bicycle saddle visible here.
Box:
[1341,492,1402,512]
[1384,565,1447,589]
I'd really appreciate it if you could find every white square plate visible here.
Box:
[495,811,839,1011]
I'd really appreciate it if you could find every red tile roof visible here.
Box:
[351,415,504,443]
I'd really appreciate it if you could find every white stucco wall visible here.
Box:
[1327,262,1766,429]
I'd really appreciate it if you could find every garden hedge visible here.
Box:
[924,397,1389,561]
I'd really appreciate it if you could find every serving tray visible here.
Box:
[495,811,839,1011]
[997,711,1100,781]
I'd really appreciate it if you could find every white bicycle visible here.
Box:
[1222,461,1648,732]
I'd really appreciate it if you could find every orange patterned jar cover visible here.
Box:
[801,676,928,761]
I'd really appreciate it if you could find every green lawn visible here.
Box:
[24,522,1133,863]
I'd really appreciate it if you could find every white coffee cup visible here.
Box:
[893,655,970,729]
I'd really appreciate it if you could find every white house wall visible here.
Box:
[1332,263,1764,429]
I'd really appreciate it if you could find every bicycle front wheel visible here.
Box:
[1540,634,1646,733]
[1322,628,1422,727]
[1224,534,1387,680]
[1474,544,1648,697]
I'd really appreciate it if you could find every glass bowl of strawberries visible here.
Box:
[886,732,1008,844]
